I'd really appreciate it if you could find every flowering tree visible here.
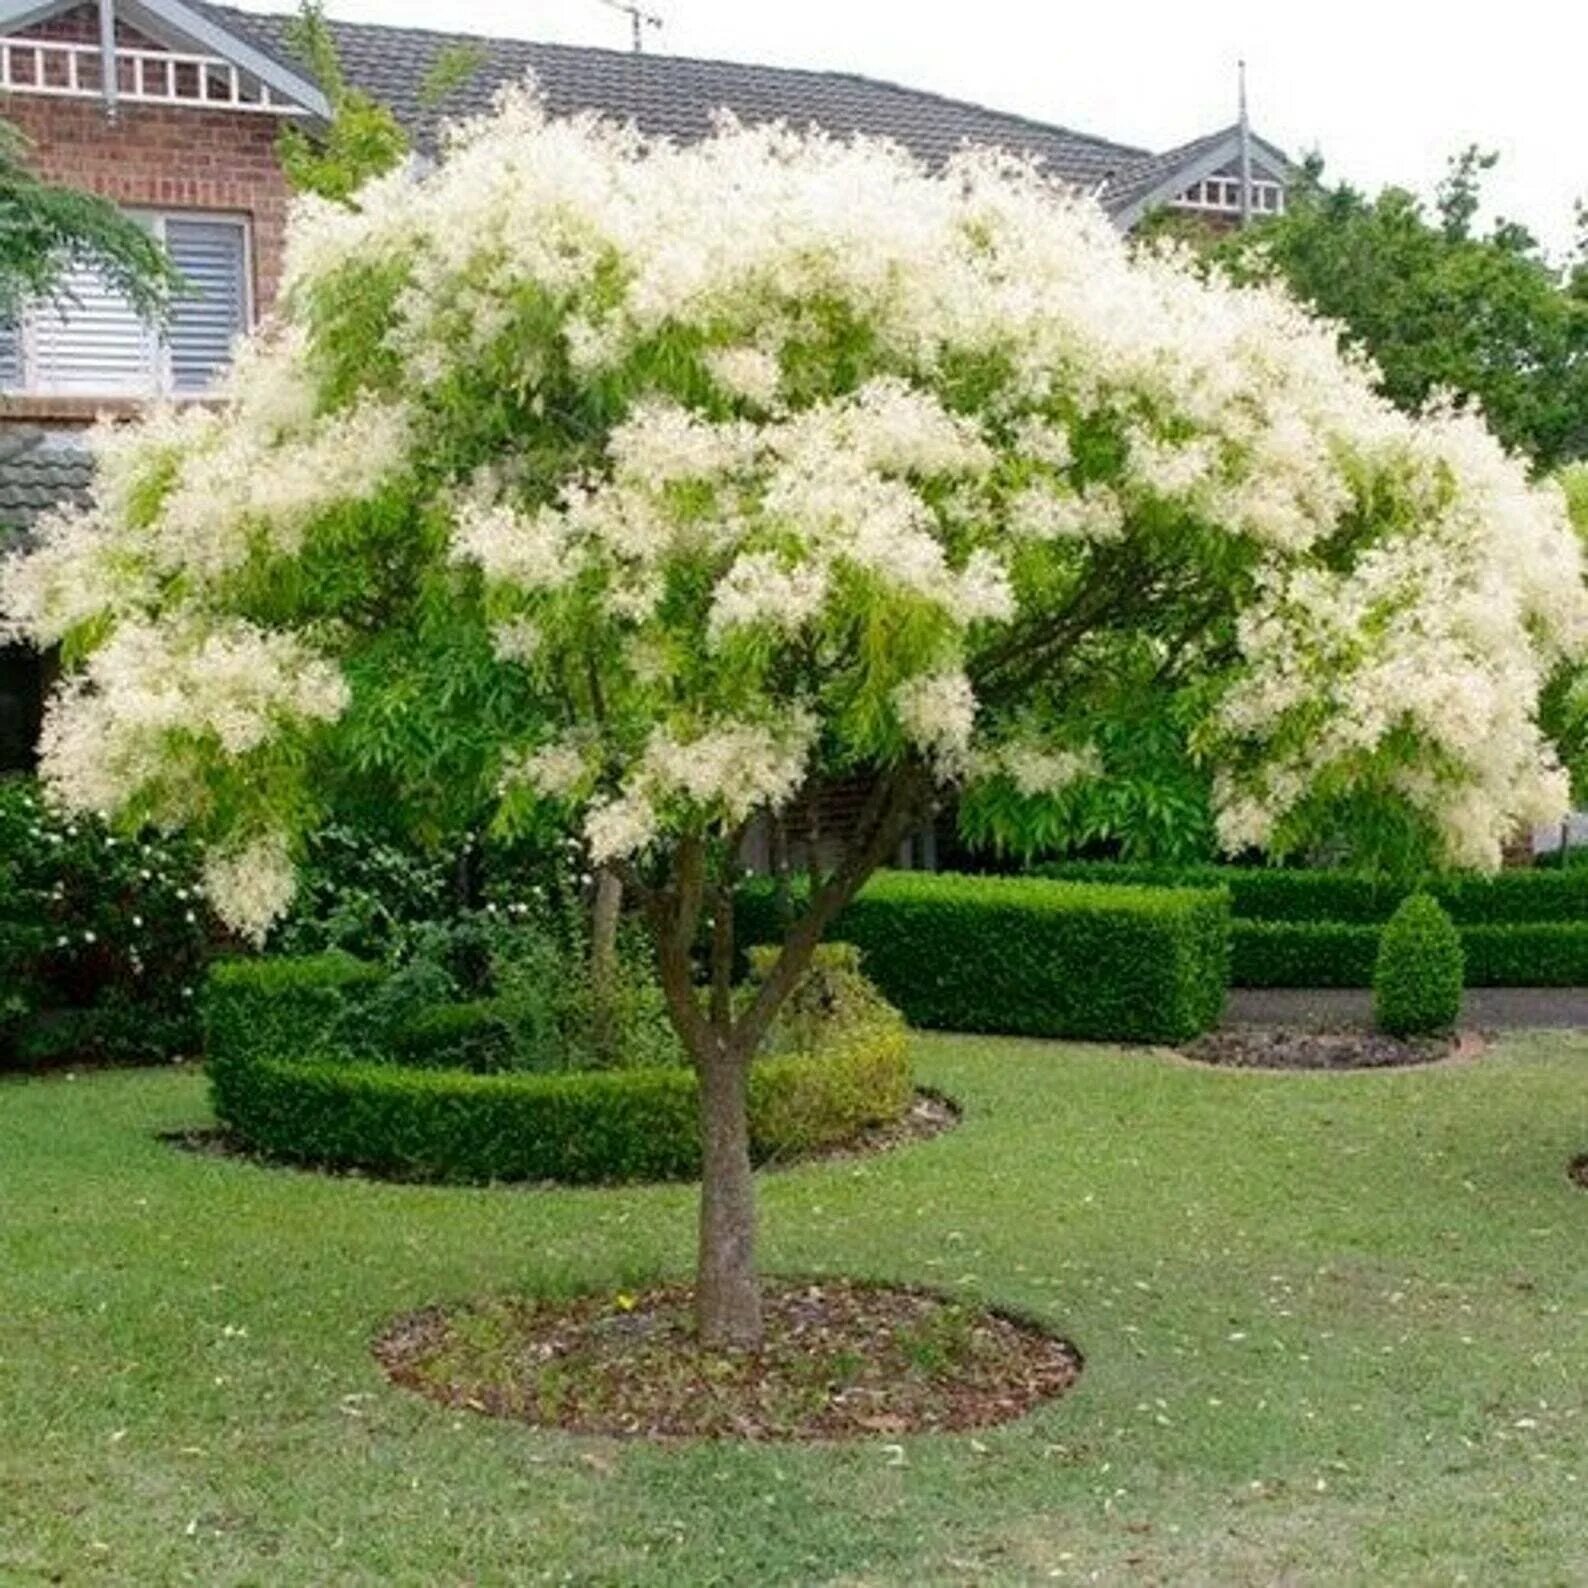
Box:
[5,92,1585,1347]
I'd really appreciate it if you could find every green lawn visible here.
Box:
[3,1035,1587,1586]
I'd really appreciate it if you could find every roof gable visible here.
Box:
[0,0,330,117]
[1104,124,1297,228]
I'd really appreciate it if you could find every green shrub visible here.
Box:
[1035,860,1397,923]
[270,824,461,958]
[742,870,1229,1042]
[1461,923,1588,986]
[1229,917,1588,988]
[207,961,909,1183]
[1230,920,1382,988]
[1036,858,1588,927]
[747,942,897,1052]
[206,946,912,1183]
[391,1000,520,1074]
[1373,894,1464,1036]
[0,777,213,1068]
[203,951,385,1072]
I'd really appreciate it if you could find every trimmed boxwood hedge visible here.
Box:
[391,1000,521,1073]
[205,951,385,1064]
[1231,918,1588,988]
[1036,859,1588,927]
[204,954,912,1184]
[1231,921,1381,988]
[741,871,1229,1042]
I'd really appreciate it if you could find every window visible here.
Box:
[1172,176,1286,218]
[1,210,250,400]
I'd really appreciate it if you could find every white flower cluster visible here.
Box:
[709,553,830,639]
[2,374,410,639]
[979,743,1103,797]
[893,671,977,770]
[201,832,298,947]
[453,379,1013,650]
[38,619,347,827]
[704,344,783,408]
[584,715,817,864]
[500,739,590,799]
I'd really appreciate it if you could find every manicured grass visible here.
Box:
[3,1036,1588,1584]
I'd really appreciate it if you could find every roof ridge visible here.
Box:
[206,3,1151,162]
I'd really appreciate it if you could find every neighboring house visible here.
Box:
[0,0,1296,770]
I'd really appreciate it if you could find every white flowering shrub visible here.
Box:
[4,88,1583,1340]
[0,779,211,1066]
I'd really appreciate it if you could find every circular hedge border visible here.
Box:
[211,1027,910,1184]
[205,949,913,1184]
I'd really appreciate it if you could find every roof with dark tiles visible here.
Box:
[0,430,92,552]
[190,3,1151,193]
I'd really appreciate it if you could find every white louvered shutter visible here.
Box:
[28,262,156,396]
[165,219,247,394]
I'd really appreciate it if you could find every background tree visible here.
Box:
[1538,463,1588,809]
[5,95,1582,1348]
[0,119,177,320]
[1207,148,1588,469]
[276,5,484,204]
[276,2,408,202]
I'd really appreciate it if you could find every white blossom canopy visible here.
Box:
[4,86,1584,938]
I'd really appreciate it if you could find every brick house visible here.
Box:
[0,0,1297,776]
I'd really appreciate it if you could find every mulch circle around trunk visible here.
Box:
[374,1279,1081,1441]
[1569,1155,1588,1191]
[1181,1026,1488,1072]
[160,1088,960,1184]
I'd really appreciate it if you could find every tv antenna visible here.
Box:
[592,0,664,52]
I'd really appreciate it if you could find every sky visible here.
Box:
[231,0,1588,260]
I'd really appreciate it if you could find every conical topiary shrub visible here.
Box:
[1373,892,1464,1037]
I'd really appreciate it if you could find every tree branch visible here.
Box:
[731,764,931,1063]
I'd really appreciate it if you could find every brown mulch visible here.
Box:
[1181,1026,1488,1072]
[374,1280,1080,1442]
[161,1088,960,1185]
[1570,1155,1588,1191]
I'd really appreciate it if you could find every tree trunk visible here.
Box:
[648,778,930,1351]
[695,1036,762,1349]
[590,866,623,1063]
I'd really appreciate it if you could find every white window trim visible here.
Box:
[1172,177,1287,217]
[3,208,254,400]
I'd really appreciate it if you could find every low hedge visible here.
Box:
[205,953,912,1184]
[211,1024,910,1184]
[1231,921,1381,988]
[391,999,520,1074]
[1036,860,1588,927]
[1232,919,1588,989]
[205,951,386,1066]
[741,871,1229,1042]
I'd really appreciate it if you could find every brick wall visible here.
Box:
[1,8,295,423]
[4,93,291,299]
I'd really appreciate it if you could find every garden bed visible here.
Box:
[374,1280,1081,1441]
[1181,1025,1487,1071]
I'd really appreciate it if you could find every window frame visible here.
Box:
[2,207,254,401]
[1172,176,1287,218]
